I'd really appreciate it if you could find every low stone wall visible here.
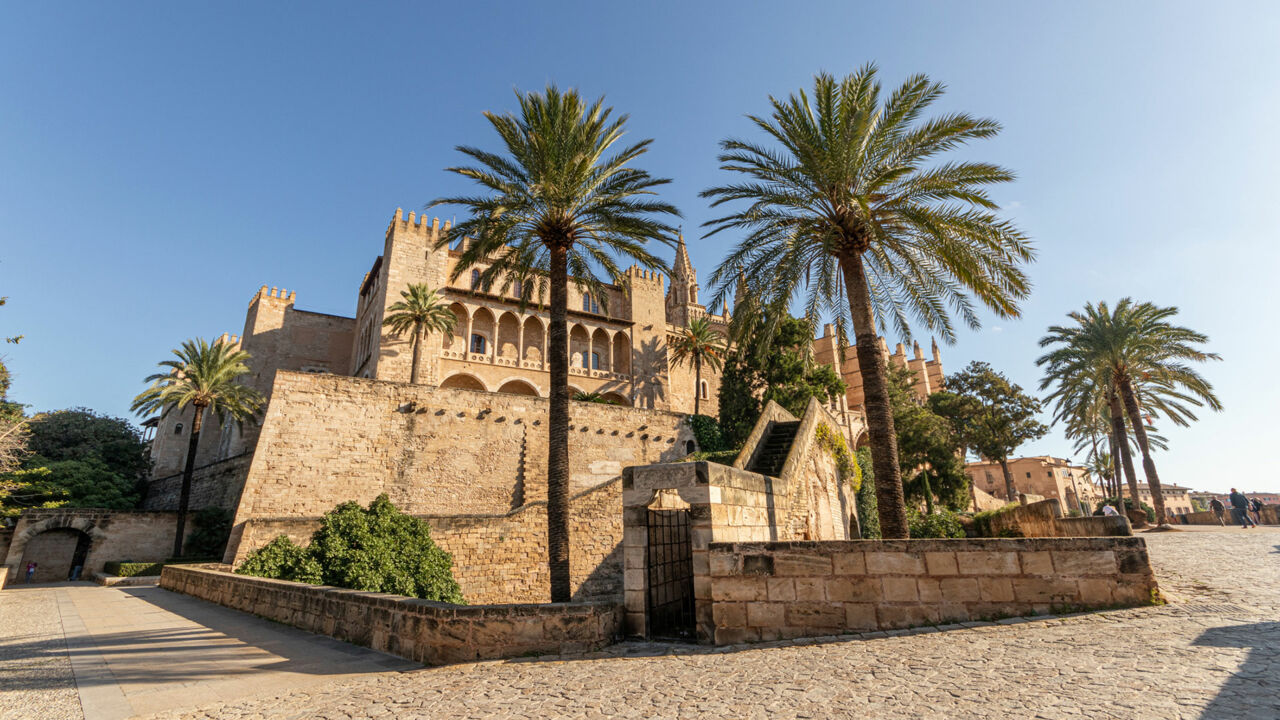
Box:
[1179,506,1279,526]
[705,537,1158,644]
[160,564,622,666]
[2,509,194,582]
[980,499,1131,538]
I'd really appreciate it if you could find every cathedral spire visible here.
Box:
[673,231,694,281]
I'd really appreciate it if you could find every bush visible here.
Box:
[183,507,232,559]
[687,414,727,452]
[682,449,739,465]
[1093,496,1155,522]
[103,561,164,577]
[971,503,1020,538]
[855,448,880,539]
[236,494,464,603]
[908,508,966,539]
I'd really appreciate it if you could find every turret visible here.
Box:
[665,233,699,326]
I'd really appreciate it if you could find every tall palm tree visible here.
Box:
[132,338,263,556]
[701,67,1033,538]
[1038,300,1221,525]
[382,284,457,384]
[668,317,727,415]
[430,86,679,601]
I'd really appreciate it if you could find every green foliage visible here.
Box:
[236,495,465,603]
[887,366,969,511]
[131,337,264,432]
[717,316,845,448]
[907,508,966,539]
[681,449,738,465]
[855,448,880,539]
[25,408,149,481]
[104,561,164,577]
[972,503,1021,537]
[930,361,1048,473]
[687,414,727,452]
[184,508,233,559]
[572,392,621,405]
[1,459,141,517]
[1094,496,1156,522]
[237,535,323,584]
[815,423,860,492]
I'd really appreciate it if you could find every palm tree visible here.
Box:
[668,317,727,415]
[382,284,457,384]
[701,67,1033,538]
[430,86,679,601]
[1037,300,1221,525]
[132,338,263,556]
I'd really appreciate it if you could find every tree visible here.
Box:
[25,408,149,481]
[669,317,727,415]
[431,87,679,601]
[702,67,1033,537]
[886,365,968,512]
[1,459,140,517]
[132,338,263,556]
[717,315,845,448]
[382,284,457,384]
[1038,300,1221,526]
[930,361,1048,503]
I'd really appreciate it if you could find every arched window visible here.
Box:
[471,269,481,290]
[699,380,708,399]
[582,293,599,313]
[513,279,523,298]
[591,352,601,370]
[471,334,487,354]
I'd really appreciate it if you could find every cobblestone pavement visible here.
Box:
[6,528,1277,720]
[148,527,1279,720]
[0,583,82,720]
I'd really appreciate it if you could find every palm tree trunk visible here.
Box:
[1119,376,1167,525]
[546,243,572,602]
[1109,390,1141,515]
[1106,427,1122,502]
[409,326,423,384]
[174,405,204,558]
[839,256,907,539]
[999,457,1017,505]
[693,354,702,416]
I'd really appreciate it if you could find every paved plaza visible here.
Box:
[2,526,1277,720]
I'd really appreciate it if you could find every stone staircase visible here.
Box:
[749,421,801,477]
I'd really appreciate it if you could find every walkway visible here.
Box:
[2,527,1277,719]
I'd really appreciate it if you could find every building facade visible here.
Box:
[964,456,1104,512]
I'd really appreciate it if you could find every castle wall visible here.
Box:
[141,452,252,512]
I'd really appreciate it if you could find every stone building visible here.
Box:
[1134,483,1195,517]
[964,457,1104,512]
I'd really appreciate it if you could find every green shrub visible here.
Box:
[908,508,966,539]
[236,494,464,603]
[183,507,232,559]
[687,414,727,452]
[103,561,164,577]
[1093,496,1155,522]
[972,503,1020,537]
[855,448,880,539]
[681,449,739,465]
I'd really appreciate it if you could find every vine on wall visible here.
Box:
[814,422,860,492]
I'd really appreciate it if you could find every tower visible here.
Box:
[624,265,670,410]
[665,234,699,326]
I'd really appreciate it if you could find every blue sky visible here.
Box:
[2,2,1276,493]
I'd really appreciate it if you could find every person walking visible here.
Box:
[24,561,36,583]
[1209,497,1226,526]
[1228,488,1257,529]
[1249,497,1264,526]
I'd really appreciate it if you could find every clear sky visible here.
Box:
[2,2,1276,493]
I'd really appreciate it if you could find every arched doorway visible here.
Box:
[20,528,91,582]
[497,379,539,397]
[440,374,487,392]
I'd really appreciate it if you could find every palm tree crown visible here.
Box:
[430,85,679,601]
[382,284,457,383]
[701,65,1033,538]
[668,317,728,415]
[131,338,263,425]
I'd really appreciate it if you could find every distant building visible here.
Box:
[964,457,1103,512]
[1133,483,1196,516]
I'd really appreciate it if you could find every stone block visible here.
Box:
[774,552,833,577]
[715,626,760,645]
[1051,551,1116,576]
[691,551,709,577]
[957,551,1020,576]
[794,578,827,602]
[1076,577,1116,605]
[843,603,878,632]
[1012,578,1079,603]
[624,589,645,613]
[711,577,766,602]
[917,578,941,603]
[865,551,925,575]
[833,551,866,575]
[978,577,1015,602]
[693,575,711,601]
[1019,551,1054,575]
[709,553,738,577]
[766,578,796,602]
[877,604,940,630]
[713,602,746,628]
[924,552,957,576]
[624,546,646,570]
[881,577,919,602]
[938,577,982,603]
[786,602,845,628]
[747,602,786,627]
[827,577,880,603]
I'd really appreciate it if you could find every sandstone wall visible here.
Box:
[160,564,622,666]
[705,537,1159,644]
[2,510,194,581]
[142,452,252,512]
[979,499,1132,538]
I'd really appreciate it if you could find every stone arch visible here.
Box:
[522,316,545,364]
[440,373,488,392]
[699,379,709,400]
[853,430,870,450]
[590,328,610,371]
[5,515,108,582]
[568,384,588,399]
[496,378,540,397]
[612,332,631,374]
[443,302,468,350]
[569,325,590,368]
[497,312,521,361]
[600,391,630,406]
[470,307,496,356]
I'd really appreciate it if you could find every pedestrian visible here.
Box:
[1209,497,1226,526]
[1101,504,1119,517]
[1228,488,1257,529]
[1249,497,1264,526]
[25,561,36,583]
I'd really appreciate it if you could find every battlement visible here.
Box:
[623,265,665,286]
[386,207,450,241]
[253,285,296,304]
[215,332,242,347]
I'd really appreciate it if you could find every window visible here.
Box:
[1047,471,1054,478]
[699,380,708,399]
[471,334,487,354]
[582,293,599,313]
[471,269,481,290]
[174,423,183,435]
[591,352,601,370]
[513,279,523,298]
[1025,472,1031,478]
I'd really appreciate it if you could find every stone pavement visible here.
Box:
[3,527,1277,719]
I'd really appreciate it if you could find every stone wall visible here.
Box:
[980,499,1132,538]
[160,564,622,666]
[225,372,693,562]
[1179,505,1279,526]
[142,452,253,512]
[232,479,625,605]
[2,509,193,582]
[705,537,1159,644]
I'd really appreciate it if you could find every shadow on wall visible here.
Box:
[573,540,622,602]
[632,336,667,409]
[1194,621,1280,719]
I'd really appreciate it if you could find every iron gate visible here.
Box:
[646,508,695,639]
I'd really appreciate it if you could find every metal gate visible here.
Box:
[646,509,695,639]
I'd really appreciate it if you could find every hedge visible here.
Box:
[103,561,164,577]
